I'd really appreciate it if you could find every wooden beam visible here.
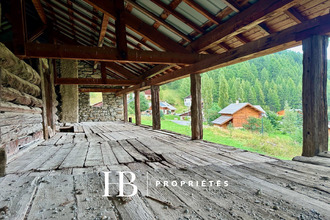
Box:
[134,90,141,126]
[84,0,188,53]
[123,93,128,123]
[115,0,128,59]
[221,0,241,12]
[11,0,27,56]
[190,74,203,140]
[28,25,47,42]
[79,88,121,93]
[150,13,330,86]
[187,0,297,52]
[126,0,191,42]
[151,85,160,130]
[55,78,139,86]
[98,14,109,46]
[139,64,174,79]
[285,7,307,24]
[101,62,107,83]
[105,63,138,79]
[32,0,47,24]
[0,148,6,177]
[302,35,328,157]
[24,43,213,64]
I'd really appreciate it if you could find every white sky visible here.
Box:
[288,44,330,59]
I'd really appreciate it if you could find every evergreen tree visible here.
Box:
[202,75,214,111]
[266,87,281,112]
[218,75,229,108]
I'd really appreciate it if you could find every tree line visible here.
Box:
[162,50,330,122]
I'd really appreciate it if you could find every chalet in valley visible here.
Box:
[0,0,330,218]
[148,101,176,115]
[212,102,265,128]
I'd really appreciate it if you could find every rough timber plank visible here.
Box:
[102,167,155,220]
[137,137,178,154]
[59,142,89,169]
[0,174,38,220]
[74,173,118,220]
[41,133,63,145]
[6,146,47,173]
[27,175,76,220]
[212,164,330,218]
[126,138,162,162]
[85,143,104,167]
[73,133,87,143]
[38,144,74,171]
[101,142,119,165]
[292,156,330,167]
[126,163,187,220]
[56,133,74,145]
[118,140,148,162]
[109,141,135,164]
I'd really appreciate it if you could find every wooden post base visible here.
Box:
[0,148,7,177]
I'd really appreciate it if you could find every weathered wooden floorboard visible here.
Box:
[100,142,119,166]
[126,139,162,162]
[212,164,330,218]
[6,146,47,173]
[59,142,89,169]
[73,133,87,143]
[38,144,74,171]
[109,141,135,164]
[74,173,118,219]
[118,140,148,162]
[137,137,178,154]
[0,174,38,220]
[56,133,74,145]
[293,156,330,167]
[85,143,104,167]
[26,175,76,220]
[41,133,63,145]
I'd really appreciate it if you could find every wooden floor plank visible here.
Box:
[27,175,76,220]
[109,141,135,164]
[59,143,89,169]
[0,174,38,220]
[74,173,118,219]
[100,142,119,165]
[118,140,148,162]
[85,143,104,167]
[38,144,74,171]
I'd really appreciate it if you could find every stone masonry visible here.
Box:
[79,93,123,122]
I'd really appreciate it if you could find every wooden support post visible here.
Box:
[190,74,203,140]
[151,85,161,130]
[123,93,128,123]
[11,0,27,56]
[39,59,49,140]
[302,35,328,157]
[134,90,141,126]
[101,62,107,84]
[115,0,128,59]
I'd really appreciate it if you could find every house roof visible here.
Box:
[212,115,233,125]
[144,90,151,95]
[184,95,191,99]
[160,101,176,110]
[219,103,265,115]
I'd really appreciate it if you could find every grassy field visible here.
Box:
[131,115,303,160]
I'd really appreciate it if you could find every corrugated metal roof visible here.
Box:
[136,0,164,16]
[194,0,228,15]
[212,116,233,125]
[158,25,182,42]
[175,2,208,26]
[166,14,194,35]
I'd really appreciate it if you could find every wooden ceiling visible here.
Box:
[3,0,330,94]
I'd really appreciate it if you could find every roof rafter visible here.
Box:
[84,0,188,53]
[187,0,297,52]
[32,0,47,24]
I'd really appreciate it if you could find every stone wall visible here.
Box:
[79,93,123,122]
